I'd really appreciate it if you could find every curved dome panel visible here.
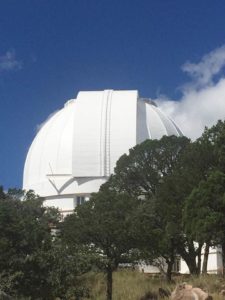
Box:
[23,90,182,212]
[137,100,181,141]
[24,102,75,193]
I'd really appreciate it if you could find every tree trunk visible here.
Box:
[180,250,199,275]
[202,242,210,274]
[180,251,199,275]
[187,259,199,275]
[197,242,203,275]
[178,241,201,275]
[221,241,225,276]
[166,259,174,282]
[106,265,113,300]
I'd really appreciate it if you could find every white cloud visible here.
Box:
[156,45,225,140]
[182,45,225,89]
[0,50,22,72]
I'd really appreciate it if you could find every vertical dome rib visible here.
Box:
[103,90,113,177]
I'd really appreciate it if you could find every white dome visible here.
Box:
[23,90,182,213]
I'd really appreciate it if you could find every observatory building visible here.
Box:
[23,89,223,274]
[23,90,181,214]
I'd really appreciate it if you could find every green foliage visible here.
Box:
[102,136,190,197]
[0,189,90,299]
[62,189,140,300]
[101,135,190,280]
[63,190,140,268]
[155,135,220,275]
[100,129,225,276]
[201,120,225,171]
[184,171,225,245]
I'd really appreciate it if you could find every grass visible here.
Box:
[81,269,225,300]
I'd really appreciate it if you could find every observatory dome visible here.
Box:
[23,90,182,214]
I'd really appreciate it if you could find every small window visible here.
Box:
[77,196,85,205]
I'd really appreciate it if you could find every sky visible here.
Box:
[1,0,225,189]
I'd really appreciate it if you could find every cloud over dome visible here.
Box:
[156,45,225,140]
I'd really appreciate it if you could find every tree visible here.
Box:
[154,181,183,281]
[0,189,56,297]
[104,133,219,276]
[200,120,225,172]
[62,190,140,300]
[12,242,92,299]
[184,171,225,273]
[196,120,225,271]
[156,135,218,275]
[0,188,91,299]
[157,170,202,275]
[101,135,190,279]
[103,135,190,197]
[131,195,178,282]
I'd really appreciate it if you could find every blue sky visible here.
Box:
[1,0,225,189]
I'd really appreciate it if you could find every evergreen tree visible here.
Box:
[0,189,90,299]
[62,190,140,300]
